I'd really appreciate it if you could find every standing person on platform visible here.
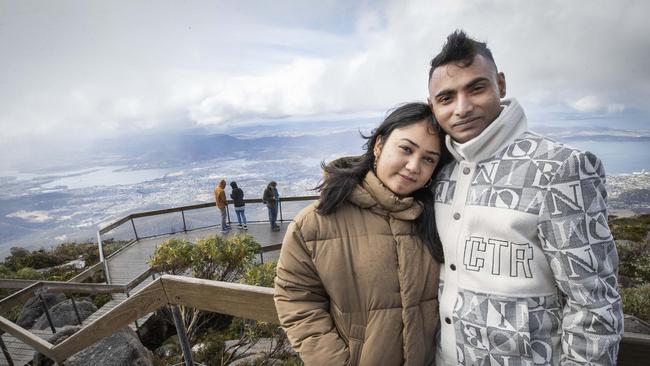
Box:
[428,30,623,365]
[275,102,448,365]
[230,181,247,230]
[263,181,280,231]
[214,179,230,233]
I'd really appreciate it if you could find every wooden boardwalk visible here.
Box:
[106,221,290,287]
[0,329,52,366]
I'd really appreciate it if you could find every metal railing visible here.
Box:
[96,195,318,284]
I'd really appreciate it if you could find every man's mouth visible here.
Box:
[452,116,481,128]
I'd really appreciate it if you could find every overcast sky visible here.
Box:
[1,0,649,150]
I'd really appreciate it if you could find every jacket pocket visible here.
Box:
[348,324,365,366]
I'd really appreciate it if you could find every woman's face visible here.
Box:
[374,121,442,196]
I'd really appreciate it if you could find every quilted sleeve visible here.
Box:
[537,150,623,365]
[274,221,350,365]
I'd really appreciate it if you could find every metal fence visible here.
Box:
[96,196,318,283]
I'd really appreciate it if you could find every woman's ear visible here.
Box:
[373,137,383,159]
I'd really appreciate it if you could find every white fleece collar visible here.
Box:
[446,98,527,163]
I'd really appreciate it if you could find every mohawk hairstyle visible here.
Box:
[428,30,497,80]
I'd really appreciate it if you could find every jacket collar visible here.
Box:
[348,171,423,220]
[446,98,527,163]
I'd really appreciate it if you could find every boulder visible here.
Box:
[33,298,97,330]
[34,326,153,366]
[137,308,177,349]
[16,293,67,329]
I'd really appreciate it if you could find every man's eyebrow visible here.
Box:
[434,76,490,99]
[400,138,441,156]
[466,76,490,89]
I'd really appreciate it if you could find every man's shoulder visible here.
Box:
[509,131,595,164]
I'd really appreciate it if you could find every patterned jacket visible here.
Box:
[433,99,623,365]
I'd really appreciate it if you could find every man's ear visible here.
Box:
[497,72,506,98]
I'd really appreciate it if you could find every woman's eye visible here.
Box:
[424,157,436,165]
[400,146,412,153]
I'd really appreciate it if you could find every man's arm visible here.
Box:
[538,150,623,365]
[274,221,350,365]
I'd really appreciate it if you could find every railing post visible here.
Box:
[226,204,231,226]
[181,210,187,232]
[131,218,139,240]
[279,198,284,223]
[171,305,194,366]
[70,296,82,325]
[0,334,15,366]
[38,294,57,334]
[97,232,112,285]
[260,251,264,264]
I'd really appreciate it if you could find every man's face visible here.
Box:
[428,55,506,143]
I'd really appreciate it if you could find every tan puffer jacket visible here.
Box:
[274,171,441,366]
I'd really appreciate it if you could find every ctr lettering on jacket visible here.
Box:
[463,236,534,278]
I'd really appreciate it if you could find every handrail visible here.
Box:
[98,195,319,235]
[0,279,125,295]
[0,275,647,364]
[66,261,104,283]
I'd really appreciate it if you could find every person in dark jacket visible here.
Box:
[263,181,280,231]
[230,181,247,230]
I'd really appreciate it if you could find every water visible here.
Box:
[40,166,173,189]
[564,140,650,175]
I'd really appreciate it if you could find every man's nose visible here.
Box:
[454,94,474,117]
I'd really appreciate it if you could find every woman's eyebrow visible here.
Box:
[400,138,440,156]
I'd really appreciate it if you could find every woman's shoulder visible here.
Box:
[289,200,364,240]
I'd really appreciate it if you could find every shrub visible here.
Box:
[609,214,650,242]
[15,267,42,280]
[616,240,650,285]
[621,285,650,323]
[148,238,193,275]
[243,262,277,288]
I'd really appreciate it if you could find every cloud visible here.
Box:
[1,0,649,148]
[6,210,54,223]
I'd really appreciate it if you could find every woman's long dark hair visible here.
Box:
[315,102,450,262]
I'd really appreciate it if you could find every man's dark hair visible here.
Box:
[428,30,497,80]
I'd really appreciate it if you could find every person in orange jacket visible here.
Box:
[214,179,230,232]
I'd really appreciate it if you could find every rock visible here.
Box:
[154,335,180,358]
[625,314,650,334]
[32,298,97,330]
[137,308,177,349]
[224,337,295,365]
[17,293,67,329]
[34,326,154,366]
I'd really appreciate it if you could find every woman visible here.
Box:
[230,181,247,230]
[263,181,280,231]
[274,102,448,366]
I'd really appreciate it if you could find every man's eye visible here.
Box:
[438,96,451,104]
[472,85,485,92]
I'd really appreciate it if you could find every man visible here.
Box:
[263,181,280,231]
[214,179,230,232]
[428,31,623,365]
